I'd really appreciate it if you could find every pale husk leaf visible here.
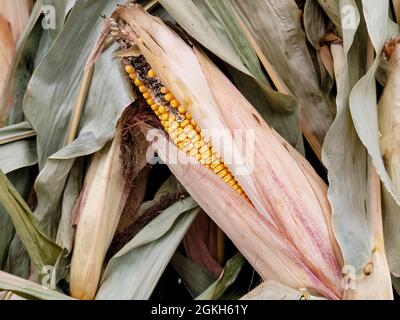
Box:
[70,136,127,300]
[241,281,326,300]
[379,45,400,275]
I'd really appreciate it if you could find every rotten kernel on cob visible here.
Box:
[123,56,249,201]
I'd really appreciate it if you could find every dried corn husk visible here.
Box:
[379,45,400,197]
[70,134,128,300]
[114,4,343,299]
[379,44,400,278]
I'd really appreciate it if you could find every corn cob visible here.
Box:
[123,57,248,200]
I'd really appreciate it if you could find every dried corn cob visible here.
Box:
[108,4,343,299]
[123,57,248,200]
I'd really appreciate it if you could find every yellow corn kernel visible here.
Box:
[217,169,229,179]
[134,78,143,87]
[148,69,156,78]
[222,174,233,184]
[183,125,195,133]
[180,119,190,128]
[169,122,179,131]
[143,92,151,100]
[165,94,174,102]
[210,161,221,170]
[147,99,155,105]
[159,114,169,121]
[151,104,159,111]
[178,106,186,114]
[191,119,197,127]
[185,112,192,120]
[139,85,148,93]
[199,144,209,154]
[191,134,201,144]
[213,164,225,174]
[160,87,169,94]
[170,99,180,108]
[227,179,236,187]
[158,106,166,114]
[125,65,135,74]
[129,73,137,80]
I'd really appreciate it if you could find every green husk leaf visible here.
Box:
[196,253,245,300]
[171,252,216,298]
[96,199,199,300]
[42,0,76,42]
[0,170,61,272]
[0,270,73,300]
[0,140,37,174]
[0,169,35,271]
[0,121,35,145]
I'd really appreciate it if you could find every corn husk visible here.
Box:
[115,4,343,299]
[379,45,400,197]
[70,134,128,300]
[379,44,400,279]
[240,281,326,300]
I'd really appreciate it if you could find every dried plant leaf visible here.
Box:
[196,253,245,300]
[323,0,393,299]
[0,170,62,273]
[0,0,42,125]
[183,211,223,278]
[0,270,73,300]
[0,121,36,145]
[22,0,134,243]
[230,0,335,158]
[171,252,216,298]
[96,199,199,300]
[378,45,400,276]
